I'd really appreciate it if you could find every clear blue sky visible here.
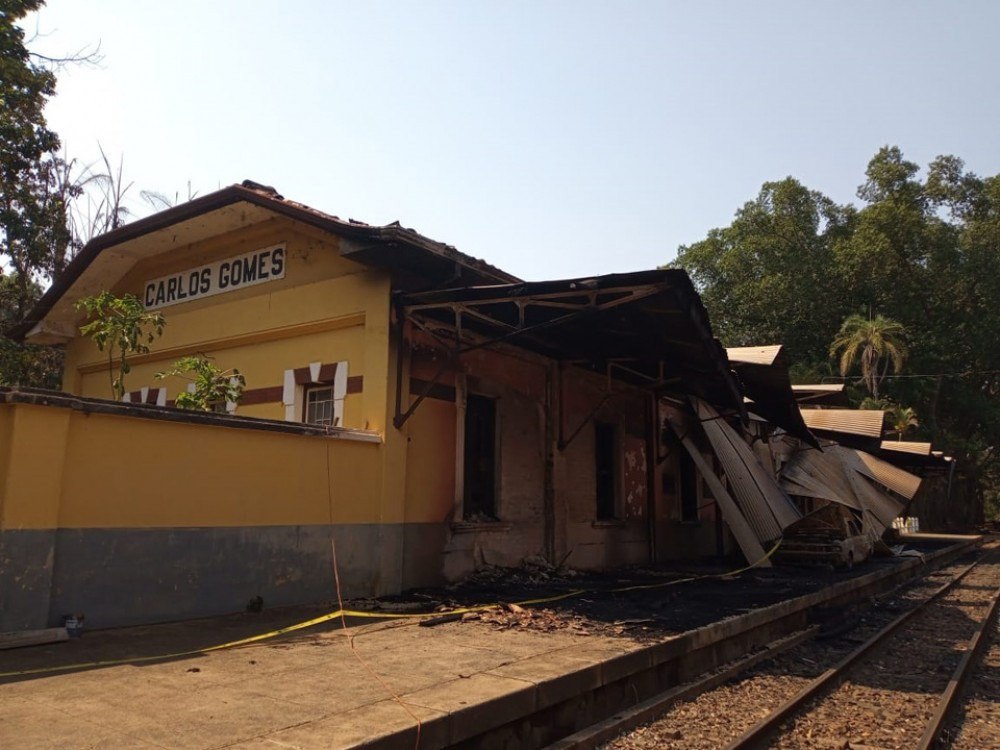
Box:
[28,0,1000,281]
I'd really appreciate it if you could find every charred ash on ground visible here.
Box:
[351,536,952,641]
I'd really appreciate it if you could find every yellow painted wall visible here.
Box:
[403,397,457,523]
[0,403,383,530]
[0,405,71,529]
[62,218,391,432]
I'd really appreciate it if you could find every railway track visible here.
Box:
[549,541,1000,750]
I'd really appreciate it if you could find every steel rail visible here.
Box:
[723,557,983,750]
[543,627,819,750]
[915,578,1000,749]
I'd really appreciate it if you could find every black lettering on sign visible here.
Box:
[166,277,178,302]
[241,256,257,283]
[145,284,155,308]
[257,250,270,279]
[155,281,166,306]
[199,268,212,294]
[230,259,243,285]
[218,262,231,289]
[187,271,200,296]
[271,246,285,277]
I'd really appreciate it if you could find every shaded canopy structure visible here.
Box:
[396,270,747,426]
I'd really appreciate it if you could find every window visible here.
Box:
[283,361,348,425]
[304,385,338,426]
[595,422,618,520]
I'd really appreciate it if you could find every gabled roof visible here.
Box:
[13,181,519,343]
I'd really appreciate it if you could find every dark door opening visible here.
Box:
[463,394,497,520]
[679,447,699,523]
[595,422,617,520]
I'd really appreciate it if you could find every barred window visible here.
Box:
[304,385,338,426]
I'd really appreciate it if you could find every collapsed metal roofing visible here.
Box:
[779,442,915,537]
[726,345,817,446]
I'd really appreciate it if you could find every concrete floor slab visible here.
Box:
[402,671,538,745]
[0,535,980,750]
[485,646,605,707]
[245,698,450,750]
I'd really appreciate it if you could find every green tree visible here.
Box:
[674,177,855,364]
[673,146,1000,523]
[887,405,919,440]
[829,314,908,401]
[155,355,245,413]
[0,1,74,316]
[76,291,165,401]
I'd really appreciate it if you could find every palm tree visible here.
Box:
[829,314,908,400]
[888,405,919,440]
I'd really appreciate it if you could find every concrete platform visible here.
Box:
[0,534,980,750]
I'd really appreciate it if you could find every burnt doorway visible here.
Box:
[679,445,699,523]
[463,394,497,519]
[595,422,618,520]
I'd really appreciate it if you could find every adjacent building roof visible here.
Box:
[726,345,783,366]
[878,440,953,471]
[791,383,849,407]
[800,408,888,448]
[880,440,932,456]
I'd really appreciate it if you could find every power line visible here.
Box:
[820,369,1000,381]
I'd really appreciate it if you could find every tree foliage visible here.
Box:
[1,1,71,314]
[76,291,165,401]
[155,355,245,413]
[0,3,139,389]
[829,313,907,401]
[674,146,1000,521]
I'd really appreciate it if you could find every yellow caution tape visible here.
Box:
[0,540,780,679]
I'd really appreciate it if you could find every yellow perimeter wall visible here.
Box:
[0,404,382,530]
[0,399,390,630]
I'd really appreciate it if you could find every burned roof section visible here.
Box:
[398,270,746,414]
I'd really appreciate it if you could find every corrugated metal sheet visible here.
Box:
[841,465,906,532]
[845,448,923,500]
[779,448,862,510]
[800,408,887,438]
[726,345,783,366]
[880,440,932,456]
[668,416,770,566]
[696,398,801,543]
[778,444,908,536]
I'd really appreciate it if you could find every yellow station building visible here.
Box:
[2,181,755,631]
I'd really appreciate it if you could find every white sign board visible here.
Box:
[143,244,286,310]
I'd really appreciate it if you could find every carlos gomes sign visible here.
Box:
[144,244,286,310]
